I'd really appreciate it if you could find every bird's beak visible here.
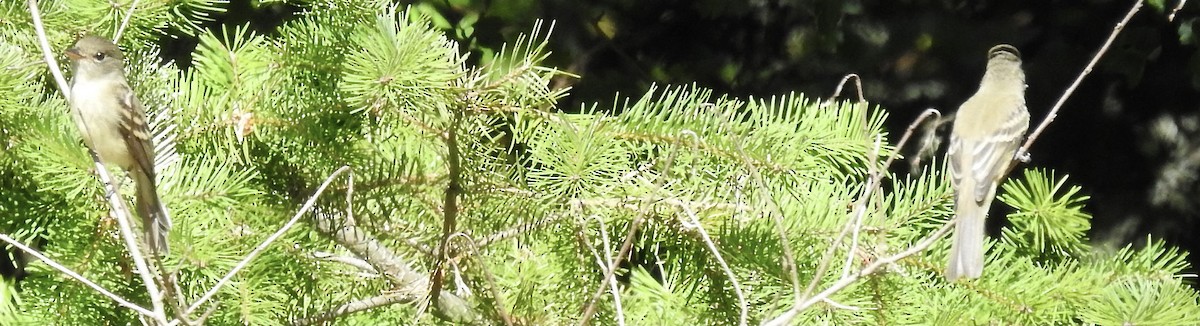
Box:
[64,47,83,61]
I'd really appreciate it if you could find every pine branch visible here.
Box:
[307,178,480,324]
[184,166,350,317]
[292,292,415,326]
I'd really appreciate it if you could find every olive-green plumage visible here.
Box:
[946,44,1029,280]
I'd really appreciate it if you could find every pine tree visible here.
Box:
[0,1,1196,325]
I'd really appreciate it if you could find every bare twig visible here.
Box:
[1016,0,1144,161]
[100,161,166,323]
[580,214,625,326]
[822,298,864,311]
[654,129,754,325]
[185,166,351,315]
[825,74,872,133]
[883,109,942,172]
[470,212,565,249]
[577,207,647,326]
[346,165,356,226]
[678,204,748,325]
[763,221,955,326]
[192,303,220,326]
[804,169,874,298]
[578,127,684,326]
[572,197,751,213]
[320,220,424,286]
[312,251,377,274]
[841,135,884,280]
[825,74,865,104]
[113,0,140,42]
[26,0,68,92]
[447,234,515,326]
[292,292,418,326]
[162,271,193,326]
[1169,0,1187,22]
[728,118,804,308]
[0,233,154,317]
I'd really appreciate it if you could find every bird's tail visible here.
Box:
[134,168,170,255]
[946,196,987,280]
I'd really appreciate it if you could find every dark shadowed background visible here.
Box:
[156,0,1200,278]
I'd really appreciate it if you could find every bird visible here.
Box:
[65,35,170,255]
[945,44,1030,280]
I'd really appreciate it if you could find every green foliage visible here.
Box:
[342,6,465,118]
[0,1,1196,325]
[623,267,702,324]
[999,169,1092,259]
[1080,276,1200,325]
[528,116,627,198]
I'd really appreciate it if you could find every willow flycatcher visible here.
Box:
[946,44,1029,280]
[65,35,170,255]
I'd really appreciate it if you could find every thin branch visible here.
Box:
[113,0,141,42]
[803,179,869,299]
[27,0,68,92]
[580,214,625,326]
[821,298,864,311]
[572,197,752,213]
[1016,0,1143,161]
[577,207,647,326]
[763,221,955,326]
[841,135,884,280]
[162,269,193,326]
[653,129,754,324]
[678,204,748,326]
[0,233,154,317]
[470,211,565,249]
[825,74,865,104]
[318,218,424,285]
[728,119,804,307]
[293,292,417,326]
[312,251,378,274]
[99,160,166,322]
[447,234,515,326]
[882,109,942,173]
[837,109,939,284]
[401,237,436,258]
[1169,0,1187,22]
[191,303,220,326]
[578,128,684,326]
[185,166,351,315]
[346,164,356,226]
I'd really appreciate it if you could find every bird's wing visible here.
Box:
[953,105,1028,203]
[115,83,156,179]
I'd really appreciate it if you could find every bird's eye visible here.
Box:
[93,52,106,60]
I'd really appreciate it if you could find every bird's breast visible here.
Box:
[70,79,134,169]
